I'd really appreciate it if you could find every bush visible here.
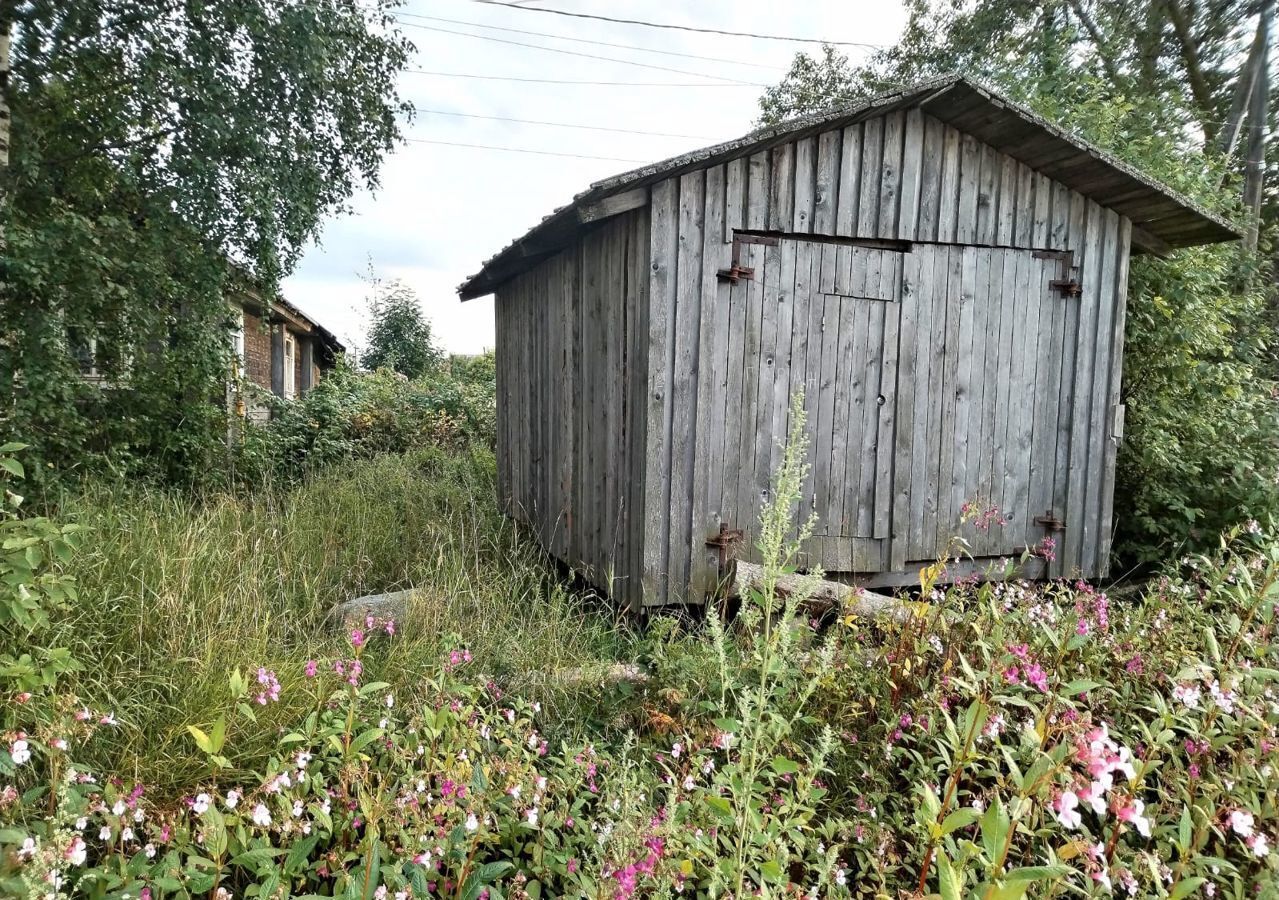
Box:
[234,356,497,486]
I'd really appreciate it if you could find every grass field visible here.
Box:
[26,447,631,792]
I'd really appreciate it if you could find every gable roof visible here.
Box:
[458,74,1239,300]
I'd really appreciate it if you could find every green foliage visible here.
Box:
[234,359,496,485]
[1118,247,1279,560]
[362,275,443,379]
[0,0,412,490]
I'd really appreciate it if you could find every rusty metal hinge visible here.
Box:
[718,233,778,284]
[1033,249,1082,297]
[1034,511,1067,531]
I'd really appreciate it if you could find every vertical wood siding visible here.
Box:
[640,110,1131,603]
[493,206,651,610]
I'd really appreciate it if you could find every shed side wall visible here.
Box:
[642,110,1130,604]
[494,206,650,610]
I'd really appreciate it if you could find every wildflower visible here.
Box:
[1024,663,1049,693]
[18,837,36,860]
[99,826,111,840]
[1078,780,1108,816]
[112,799,126,816]
[1117,799,1152,838]
[100,713,118,726]
[835,868,847,886]
[1209,680,1235,714]
[9,738,30,766]
[465,813,479,832]
[1248,833,1270,858]
[66,837,87,865]
[1172,683,1202,709]
[385,693,394,709]
[255,667,281,705]
[192,793,211,814]
[1052,790,1083,830]
[225,790,240,809]
[144,842,156,859]
[74,818,86,831]
[295,751,312,770]
[1003,665,1021,685]
[526,808,539,827]
[1229,809,1255,838]
[51,737,68,751]
[305,660,318,678]
[351,628,366,648]
[252,803,272,827]
[373,887,387,900]
[384,619,396,636]
[671,742,683,758]
[714,731,733,750]
[121,827,134,842]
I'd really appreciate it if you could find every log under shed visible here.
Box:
[458,75,1239,611]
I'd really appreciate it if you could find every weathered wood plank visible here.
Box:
[874,253,902,540]
[1062,200,1102,577]
[751,238,783,542]
[642,178,680,602]
[813,248,842,536]
[768,143,794,232]
[835,123,862,293]
[1097,217,1132,575]
[956,134,981,244]
[888,248,917,566]
[746,151,770,230]
[1081,210,1121,576]
[909,245,949,559]
[947,247,978,545]
[879,111,904,238]
[975,143,999,245]
[690,164,728,597]
[826,249,859,539]
[814,129,841,234]
[858,116,884,238]
[855,255,886,537]
[793,136,817,233]
[667,170,706,602]
[724,157,746,242]
[918,115,944,242]
[987,249,1019,556]
[899,108,924,241]
[767,239,799,511]
[937,123,962,243]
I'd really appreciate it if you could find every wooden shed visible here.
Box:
[458,75,1238,610]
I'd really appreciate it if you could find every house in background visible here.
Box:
[231,291,344,419]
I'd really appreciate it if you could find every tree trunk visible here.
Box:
[1218,0,1272,159]
[1243,1,1271,252]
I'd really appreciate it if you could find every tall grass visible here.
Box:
[16,447,628,793]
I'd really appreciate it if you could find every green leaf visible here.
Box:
[759,860,783,883]
[348,728,385,756]
[940,808,979,836]
[769,757,801,775]
[1170,877,1207,900]
[1004,865,1069,882]
[937,852,963,900]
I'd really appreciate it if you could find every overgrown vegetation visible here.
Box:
[2,406,1278,897]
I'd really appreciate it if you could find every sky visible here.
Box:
[280,0,910,356]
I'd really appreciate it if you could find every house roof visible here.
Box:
[237,289,346,357]
[458,74,1239,300]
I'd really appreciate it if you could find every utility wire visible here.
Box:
[397,21,767,85]
[467,0,885,48]
[391,10,785,71]
[404,137,647,163]
[412,107,714,140]
[404,68,755,87]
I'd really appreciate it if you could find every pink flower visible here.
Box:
[1007,643,1030,659]
[1117,799,1152,837]
[1024,663,1049,693]
[384,620,396,636]
[1003,666,1021,685]
[350,629,366,649]
[255,668,280,704]
[305,660,318,678]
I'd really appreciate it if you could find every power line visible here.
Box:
[396,21,767,86]
[467,0,885,48]
[404,137,647,163]
[404,68,756,87]
[412,107,713,140]
[391,10,785,71]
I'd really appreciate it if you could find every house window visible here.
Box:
[283,333,297,399]
[67,327,123,383]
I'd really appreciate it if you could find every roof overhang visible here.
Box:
[458,75,1240,300]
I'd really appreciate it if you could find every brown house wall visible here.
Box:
[243,310,272,390]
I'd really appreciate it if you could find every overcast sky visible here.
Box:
[280,0,909,356]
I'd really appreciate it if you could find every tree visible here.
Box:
[755,0,1279,565]
[0,0,412,488]
[362,276,441,379]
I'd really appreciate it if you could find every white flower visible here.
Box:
[373,887,387,900]
[536,776,547,791]
[465,813,479,832]
[52,738,68,751]
[683,775,695,791]
[1053,791,1082,830]
[144,843,156,859]
[295,751,312,770]
[18,837,36,859]
[835,868,847,886]
[112,800,126,816]
[252,803,272,827]
[1230,809,1256,838]
[74,817,87,831]
[9,739,30,766]
[67,837,87,866]
[99,826,111,840]
[121,827,134,842]
[671,742,683,758]
[527,732,539,749]
[385,693,394,708]
[1250,833,1270,858]
[526,808,539,827]
[224,790,240,809]
[292,800,304,818]
[1079,780,1108,816]
[192,793,211,814]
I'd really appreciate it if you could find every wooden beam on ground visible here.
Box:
[731,561,909,623]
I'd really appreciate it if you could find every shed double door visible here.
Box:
[712,236,1069,574]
